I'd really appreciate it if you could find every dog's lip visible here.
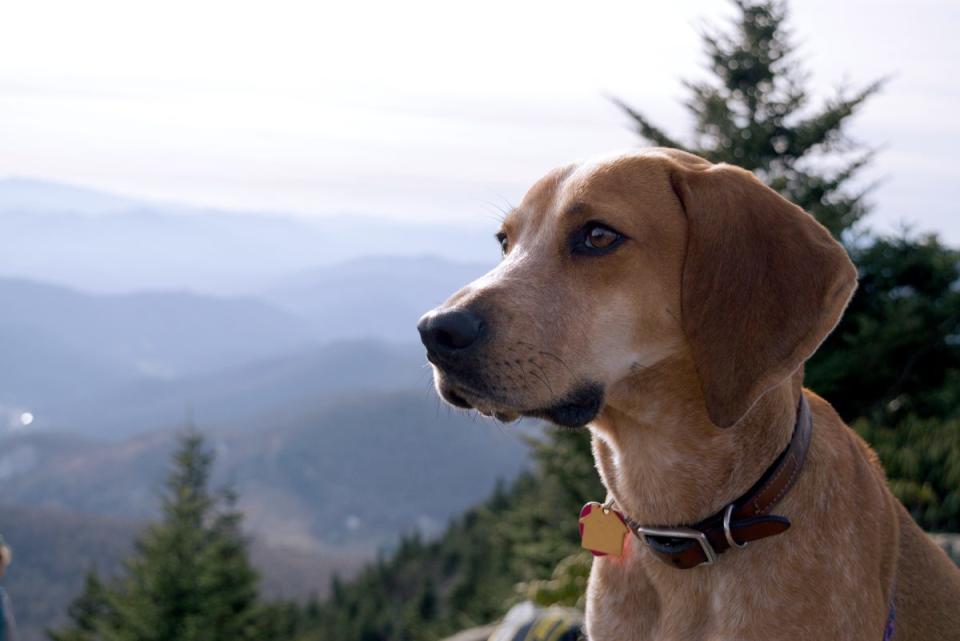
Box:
[442,386,474,409]
[437,381,521,423]
[438,379,487,409]
[439,378,602,428]
[429,354,604,427]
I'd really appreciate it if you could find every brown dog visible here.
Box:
[418,148,960,640]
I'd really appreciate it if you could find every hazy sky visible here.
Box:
[1,0,958,240]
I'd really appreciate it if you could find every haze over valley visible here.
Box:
[0,178,529,638]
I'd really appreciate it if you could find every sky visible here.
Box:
[1,0,958,241]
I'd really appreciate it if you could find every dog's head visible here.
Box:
[418,149,857,429]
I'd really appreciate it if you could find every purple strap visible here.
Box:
[882,593,896,641]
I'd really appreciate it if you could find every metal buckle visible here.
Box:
[723,504,748,549]
[634,524,718,566]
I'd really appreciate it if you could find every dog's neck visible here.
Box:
[590,353,802,528]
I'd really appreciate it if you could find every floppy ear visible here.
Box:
[669,162,858,428]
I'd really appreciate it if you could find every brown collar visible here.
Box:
[622,394,813,569]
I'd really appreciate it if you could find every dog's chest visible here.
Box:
[585,545,880,641]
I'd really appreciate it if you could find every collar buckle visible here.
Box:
[633,524,718,566]
[723,503,748,550]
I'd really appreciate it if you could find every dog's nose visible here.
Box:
[418,308,484,354]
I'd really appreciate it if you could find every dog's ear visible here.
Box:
[668,161,857,428]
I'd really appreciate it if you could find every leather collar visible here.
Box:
[621,394,813,569]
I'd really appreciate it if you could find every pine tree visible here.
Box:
[614,0,882,238]
[809,233,960,422]
[48,571,112,641]
[614,0,960,426]
[49,433,262,641]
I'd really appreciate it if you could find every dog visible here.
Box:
[418,148,960,640]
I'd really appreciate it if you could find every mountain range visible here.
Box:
[0,177,496,295]
[0,252,490,437]
[1,391,531,550]
[0,177,520,640]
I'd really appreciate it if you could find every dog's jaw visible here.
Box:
[435,371,604,428]
[527,382,605,428]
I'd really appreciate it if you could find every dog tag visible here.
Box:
[579,502,628,557]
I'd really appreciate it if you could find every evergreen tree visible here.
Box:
[48,572,112,641]
[49,433,262,641]
[614,0,960,426]
[614,0,882,238]
[809,233,960,422]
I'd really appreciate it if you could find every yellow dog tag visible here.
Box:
[579,501,628,557]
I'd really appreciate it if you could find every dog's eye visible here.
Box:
[574,222,624,255]
[586,226,619,249]
[496,232,509,256]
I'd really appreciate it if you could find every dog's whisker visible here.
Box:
[537,350,575,378]
[529,368,554,398]
[528,359,554,390]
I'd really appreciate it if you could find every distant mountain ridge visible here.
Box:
[1,391,532,550]
[0,277,312,375]
[262,255,492,342]
[0,176,495,295]
[0,277,315,430]
[33,339,429,438]
[0,252,495,438]
[0,177,159,216]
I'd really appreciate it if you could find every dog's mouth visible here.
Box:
[436,380,518,420]
[525,383,605,428]
[438,379,605,428]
